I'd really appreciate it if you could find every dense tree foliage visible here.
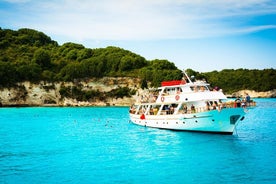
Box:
[202,68,276,93]
[185,68,276,93]
[0,28,275,93]
[0,28,181,88]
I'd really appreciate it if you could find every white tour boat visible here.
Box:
[129,71,256,134]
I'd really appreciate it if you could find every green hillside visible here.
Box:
[0,28,182,87]
[184,68,276,93]
[0,28,275,93]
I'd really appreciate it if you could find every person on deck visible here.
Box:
[245,93,251,106]
[191,104,196,113]
[235,97,241,107]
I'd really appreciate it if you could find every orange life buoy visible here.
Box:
[161,96,165,102]
[175,95,180,101]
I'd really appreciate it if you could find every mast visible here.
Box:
[183,70,193,84]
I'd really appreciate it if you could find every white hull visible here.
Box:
[130,108,246,134]
[129,71,255,134]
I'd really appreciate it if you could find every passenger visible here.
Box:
[233,101,237,108]
[213,86,219,91]
[153,108,158,115]
[212,102,217,110]
[183,104,188,114]
[205,102,210,111]
[152,95,157,102]
[217,101,222,111]
[169,105,174,114]
[241,99,246,108]
[218,100,225,109]
[235,97,241,107]
[245,93,251,106]
[191,104,196,113]
[164,105,170,114]
[150,108,154,115]
[140,106,146,114]
[129,105,136,114]
[149,93,154,103]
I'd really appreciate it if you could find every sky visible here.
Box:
[0,0,276,72]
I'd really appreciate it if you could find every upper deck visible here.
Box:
[137,79,226,104]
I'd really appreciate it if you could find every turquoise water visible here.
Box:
[0,99,275,184]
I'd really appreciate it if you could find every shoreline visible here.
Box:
[0,80,275,107]
[0,96,274,108]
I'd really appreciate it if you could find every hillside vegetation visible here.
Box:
[0,28,275,94]
[0,28,181,88]
[187,69,276,93]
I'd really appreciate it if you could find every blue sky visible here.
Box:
[1,0,276,72]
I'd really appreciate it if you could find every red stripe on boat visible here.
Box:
[161,80,185,86]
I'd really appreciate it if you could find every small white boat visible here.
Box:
[129,70,256,134]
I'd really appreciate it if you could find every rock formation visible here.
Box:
[0,77,275,107]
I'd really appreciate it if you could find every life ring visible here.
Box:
[161,96,165,102]
[140,114,145,120]
[175,95,180,101]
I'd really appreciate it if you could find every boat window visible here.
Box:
[182,86,192,92]
[168,88,174,95]
[191,85,209,92]
[207,101,219,110]
[130,105,139,114]
[161,104,177,115]
[199,86,206,92]
[162,105,169,110]
[190,86,199,92]
[138,105,148,114]
[202,86,209,91]
[158,89,163,95]
[164,87,181,95]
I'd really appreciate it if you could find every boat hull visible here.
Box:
[130,108,246,134]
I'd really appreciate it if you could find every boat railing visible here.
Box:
[130,100,256,116]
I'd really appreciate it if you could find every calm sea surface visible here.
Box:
[0,98,275,184]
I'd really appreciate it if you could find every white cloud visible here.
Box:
[2,0,31,3]
[3,0,276,41]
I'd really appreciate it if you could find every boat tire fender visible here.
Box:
[161,96,165,102]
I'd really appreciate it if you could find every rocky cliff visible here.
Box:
[0,77,141,107]
[0,78,275,107]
